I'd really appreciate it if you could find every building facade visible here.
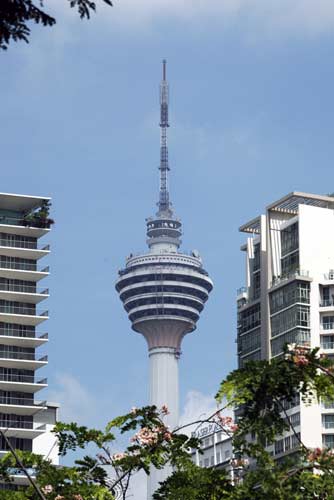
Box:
[191,423,233,470]
[0,193,58,471]
[116,62,213,499]
[237,191,334,456]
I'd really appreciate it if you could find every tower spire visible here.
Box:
[159,59,170,213]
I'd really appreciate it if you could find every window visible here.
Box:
[271,305,310,338]
[281,251,299,276]
[253,244,260,271]
[284,436,291,451]
[210,456,214,466]
[275,439,284,455]
[238,328,261,356]
[240,350,261,368]
[323,434,334,448]
[322,414,334,429]
[291,433,301,449]
[238,303,261,334]
[216,452,221,463]
[321,335,334,350]
[270,282,310,315]
[204,458,209,467]
[323,316,334,330]
[281,223,299,257]
[252,272,261,300]
[271,329,310,357]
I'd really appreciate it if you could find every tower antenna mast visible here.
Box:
[159,59,170,213]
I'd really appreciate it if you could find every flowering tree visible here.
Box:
[2,345,334,498]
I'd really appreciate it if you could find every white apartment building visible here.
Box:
[0,193,58,489]
[191,423,233,470]
[237,191,334,456]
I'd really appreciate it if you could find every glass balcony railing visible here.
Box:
[0,283,48,294]
[0,330,47,340]
[0,239,50,251]
[320,300,334,307]
[322,323,334,330]
[0,261,49,273]
[0,420,33,429]
[0,215,51,229]
[271,270,310,288]
[321,342,334,349]
[0,351,47,362]
[0,397,44,407]
[0,306,48,317]
[0,373,47,384]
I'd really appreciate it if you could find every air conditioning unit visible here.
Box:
[329,270,334,280]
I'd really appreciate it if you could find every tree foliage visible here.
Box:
[2,346,334,498]
[0,0,113,50]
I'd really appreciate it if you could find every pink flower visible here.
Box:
[293,354,309,366]
[42,485,53,495]
[112,452,128,462]
[161,404,170,415]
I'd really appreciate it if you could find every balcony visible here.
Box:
[0,398,46,416]
[0,350,47,370]
[0,332,48,348]
[0,373,47,392]
[321,323,334,331]
[0,239,50,260]
[0,215,50,238]
[270,270,311,289]
[320,300,334,309]
[0,283,49,304]
[0,306,48,326]
[0,262,49,281]
[0,420,46,439]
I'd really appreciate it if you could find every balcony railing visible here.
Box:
[0,373,47,384]
[0,283,48,295]
[0,262,49,273]
[0,330,47,340]
[0,306,48,317]
[0,397,45,407]
[271,270,310,288]
[0,351,48,362]
[0,215,51,229]
[0,239,50,251]
[0,420,35,429]
[320,300,334,307]
[321,342,334,349]
[322,323,334,330]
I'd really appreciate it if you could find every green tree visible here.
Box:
[0,0,113,50]
[2,345,334,499]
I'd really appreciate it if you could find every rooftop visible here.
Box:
[0,193,50,213]
[239,191,334,234]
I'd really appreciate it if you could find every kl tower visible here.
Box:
[116,61,213,498]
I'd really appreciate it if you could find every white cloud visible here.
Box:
[47,373,97,424]
[79,0,334,37]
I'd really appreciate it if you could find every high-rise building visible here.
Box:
[237,191,334,456]
[116,62,213,498]
[0,193,58,481]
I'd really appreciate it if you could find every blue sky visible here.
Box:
[2,1,334,484]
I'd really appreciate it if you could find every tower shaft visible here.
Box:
[147,347,179,496]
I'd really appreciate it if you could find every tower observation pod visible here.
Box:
[115,61,213,499]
